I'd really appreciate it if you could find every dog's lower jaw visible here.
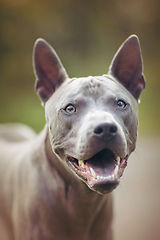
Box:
[66,150,128,195]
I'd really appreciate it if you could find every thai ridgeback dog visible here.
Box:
[0,35,145,240]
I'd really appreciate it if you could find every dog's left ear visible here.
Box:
[109,35,146,100]
[33,39,68,104]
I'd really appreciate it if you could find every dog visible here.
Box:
[0,35,145,240]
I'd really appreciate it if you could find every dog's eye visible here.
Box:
[117,100,126,109]
[65,105,76,113]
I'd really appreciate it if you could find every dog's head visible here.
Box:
[33,35,145,195]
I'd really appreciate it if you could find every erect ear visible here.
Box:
[108,35,146,100]
[33,39,68,104]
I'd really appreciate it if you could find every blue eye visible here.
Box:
[117,100,126,109]
[65,105,76,113]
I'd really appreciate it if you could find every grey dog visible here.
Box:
[0,35,145,240]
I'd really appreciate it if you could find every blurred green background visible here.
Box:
[0,0,160,135]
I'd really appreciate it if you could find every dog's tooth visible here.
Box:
[114,165,119,176]
[90,167,97,179]
[111,174,115,180]
[107,175,110,181]
[103,176,109,180]
[81,162,85,169]
[78,160,85,169]
[116,156,121,165]
[97,175,100,180]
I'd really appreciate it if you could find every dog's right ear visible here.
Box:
[33,39,68,104]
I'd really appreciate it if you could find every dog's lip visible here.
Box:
[67,149,128,192]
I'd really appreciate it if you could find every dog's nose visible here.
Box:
[94,123,117,138]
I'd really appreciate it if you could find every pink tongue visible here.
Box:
[85,149,116,175]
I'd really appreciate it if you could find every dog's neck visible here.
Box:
[37,125,113,239]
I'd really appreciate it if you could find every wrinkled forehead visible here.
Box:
[77,75,120,96]
[46,75,136,111]
[61,75,130,99]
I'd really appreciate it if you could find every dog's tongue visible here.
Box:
[85,149,116,175]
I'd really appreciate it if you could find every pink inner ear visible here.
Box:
[35,80,54,103]
[36,81,43,89]
[138,76,145,85]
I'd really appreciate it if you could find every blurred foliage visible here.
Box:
[0,0,160,134]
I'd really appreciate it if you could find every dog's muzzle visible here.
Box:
[67,148,128,194]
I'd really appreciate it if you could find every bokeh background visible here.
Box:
[0,0,160,240]
[0,0,160,134]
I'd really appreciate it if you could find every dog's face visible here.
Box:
[45,75,138,194]
[33,35,145,194]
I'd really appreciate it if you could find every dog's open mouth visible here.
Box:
[67,149,128,194]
